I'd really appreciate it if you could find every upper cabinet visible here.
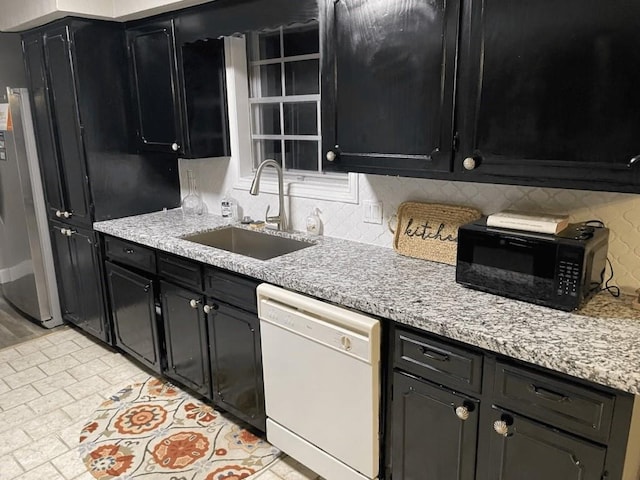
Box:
[320,0,640,192]
[127,18,230,158]
[455,0,640,191]
[322,0,460,176]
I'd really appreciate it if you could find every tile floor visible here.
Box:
[0,326,321,480]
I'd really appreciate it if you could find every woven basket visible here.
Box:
[392,202,482,265]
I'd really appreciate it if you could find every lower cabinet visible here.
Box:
[105,261,162,373]
[388,324,637,480]
[207,301,265,431]
[485,408,606,480]
[160,281,211,397]
[50,221,107,342]
[392,372,478,480]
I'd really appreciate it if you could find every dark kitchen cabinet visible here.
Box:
[127,18,230,158]
[388,324,638,480]
[455,0,640,191]
[392,372,478,480]
[485,408,606,480]
[321,0,460,176]
[160,281,211,397]
[23,26,91,227]
[105,261,162,374]
[50,222,107,342]
[207,301,265,431]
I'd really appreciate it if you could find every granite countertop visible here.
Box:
[94,209,640,395]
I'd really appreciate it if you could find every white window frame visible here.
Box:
[225,35,358,204]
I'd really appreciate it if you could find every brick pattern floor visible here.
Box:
[0,327,321,480]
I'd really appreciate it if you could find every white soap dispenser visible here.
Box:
[306,208,322,235]
[221,191,237,224]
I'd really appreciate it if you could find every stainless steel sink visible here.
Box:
[182,227,314,260]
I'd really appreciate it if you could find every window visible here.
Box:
[247,22,321,173]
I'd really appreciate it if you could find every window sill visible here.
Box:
[234,172,359,204]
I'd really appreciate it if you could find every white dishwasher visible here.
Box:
[257,284,381,480]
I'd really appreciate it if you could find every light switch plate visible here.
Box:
[363,200,383,224]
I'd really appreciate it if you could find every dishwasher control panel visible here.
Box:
[259,298,374,363]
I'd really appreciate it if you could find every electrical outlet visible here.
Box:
[363,200,383,224]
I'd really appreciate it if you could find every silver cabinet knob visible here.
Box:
[455,406,470,421]
[203,304,217,314]
[171,143,179,152]
[326,150,337,162]
[55,210,63,217]
[493,420,509,436]
[60,228,68,236]
[189,299,201,309]
[62,211,72,218]
[463,157,477,170]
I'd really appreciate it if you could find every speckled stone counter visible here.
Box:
[95,209,640,395]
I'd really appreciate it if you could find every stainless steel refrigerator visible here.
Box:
[0,87,62,327]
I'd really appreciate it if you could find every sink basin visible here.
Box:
[182,227,314,260]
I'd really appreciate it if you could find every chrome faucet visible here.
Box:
[249,159,287,231]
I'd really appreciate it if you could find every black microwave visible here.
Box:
[455,219,609,311]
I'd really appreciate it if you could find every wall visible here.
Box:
[180,157,640,296]
[0,33,28,282]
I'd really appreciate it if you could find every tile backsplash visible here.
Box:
[180,157,640,295]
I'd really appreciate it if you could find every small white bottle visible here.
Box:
[306,208,322,235]
[221,191,236,223]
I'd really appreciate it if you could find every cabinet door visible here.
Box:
[485,408,606,480]
[50,222,107,342]
[322,0,459,176]
[22,32,65,220]
[128,20,183,154]
[106,262,161,373]
[160,281,210,397]
[456,0,640,191]
[43,25,92,226]
[207,301,265,431]
[392,372,478,480]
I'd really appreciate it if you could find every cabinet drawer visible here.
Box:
[204,268,259,313]
[157,254,202,290]
[105,236,156,273]
[493,361,615,443]
[394,329,483,394]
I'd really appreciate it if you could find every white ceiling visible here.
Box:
[0,0,214,32]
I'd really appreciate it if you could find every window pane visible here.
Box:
[252,104,281,135]
[253,31,281,60]
[251,64,282,97]
[283,24,319,57]
[254,140,282,167]
[284,102,317,135]
[285,60,319,95]
[285,140,318,171]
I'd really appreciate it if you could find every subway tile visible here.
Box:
[27,389,74,415]
[0,405,37,434]
[98,352,132,368]
[98,361,147,387]
[270,457,321,480]
[70,345,112,363]
[4,366,46,390]
[39,355,81,376]
[51,448,86,480]
[21,409,73,441]
[0,454,25,480]
[60,394,104,426]
[64,376,111,401]
[0,362,16,377]
[56,419,91,450]
[0,348,20,364]
[13,461,65,480]
[8,352,48,372]
[66,358,110,382]
[41,341,83,360]
[0,385,40,411]
[14,337,54,356]
[69,335,98,349]
[0,429,30,457]
[13,434,69,471]
[0,379,9,395]
[32,371,77,396]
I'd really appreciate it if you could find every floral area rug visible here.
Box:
[78,377,280,479]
